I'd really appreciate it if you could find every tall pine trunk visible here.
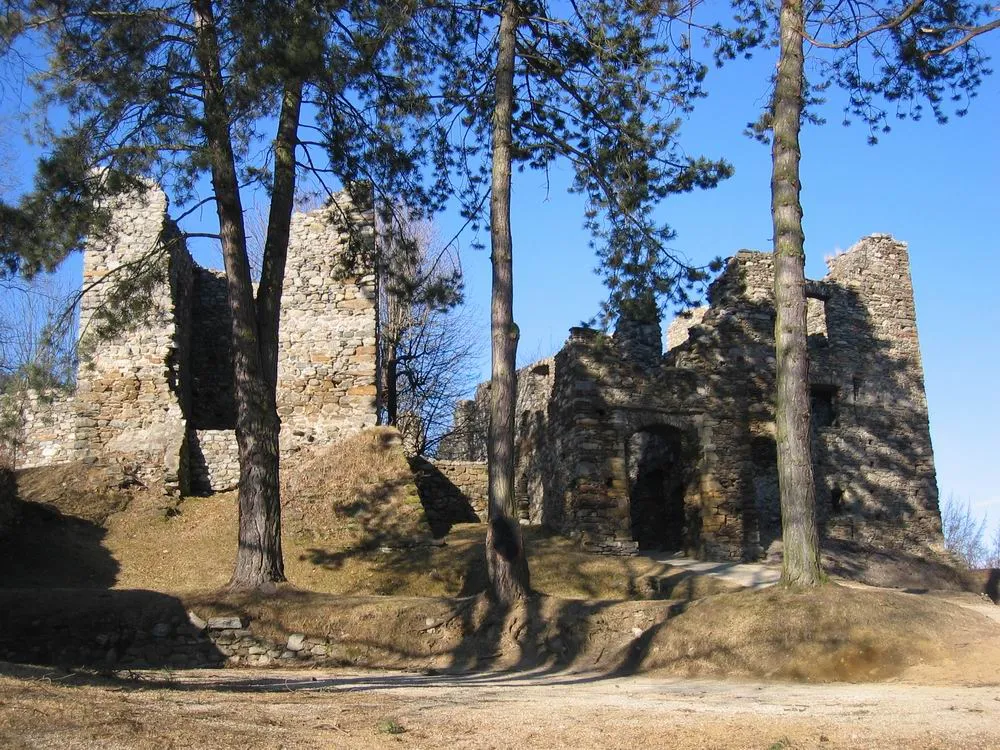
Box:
[486,0,530,604]
[257,78,304,387]
[772,0,823,586]
[193,0,285,589]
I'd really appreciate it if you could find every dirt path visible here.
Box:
[4,665,999,749]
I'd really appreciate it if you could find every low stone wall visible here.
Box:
[189,430,240,493]
[8,390,76,468]
[0,603,429,671]
[411,458,485,537]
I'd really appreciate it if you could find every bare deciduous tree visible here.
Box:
[941,495,989,569]
[376,207,475,457]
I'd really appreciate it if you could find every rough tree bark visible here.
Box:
[193,0,285,589]
[486,0,531,604]
[771,0,823,586]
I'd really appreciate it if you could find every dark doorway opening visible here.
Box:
[626,426,695,552]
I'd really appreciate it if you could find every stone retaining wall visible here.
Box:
[0,607,416,671]
[189,430,240,493]
[411,458,485,537]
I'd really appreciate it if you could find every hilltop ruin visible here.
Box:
[12,186,378,494]
[8,186,943,560]
[435,235,943,559]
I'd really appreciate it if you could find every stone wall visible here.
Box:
[277,195,378,454]
[811,235,941,550]
[665,306,707,351]
[439,235,943,560]
[189,268,236,429]
[189,430,240,493]
[14,186,379,494]
[9,390,76,468]
[411,457,485,536]
[436,358,557,523]
[70,189,190,487]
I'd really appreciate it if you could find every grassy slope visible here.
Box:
[6,429,729,600]
[3,429,999,683]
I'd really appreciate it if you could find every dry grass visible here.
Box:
[7,429,735,599]
[282,427,430,549]
[15,462,133,525]
[2,583,998,685]
[5,432,1000,689]
[634,583,1000,682]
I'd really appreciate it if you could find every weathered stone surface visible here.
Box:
[186,610,207,631]
[10,186,378,494]
[437,237,943,561]
[207,617,244,631]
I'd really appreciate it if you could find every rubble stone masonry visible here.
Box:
[12,186,378,493]
[438,235,943,560]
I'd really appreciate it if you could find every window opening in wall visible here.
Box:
[831,486,844,513]
[530,363,550,376]
[810,385,838,428]
[750,435,777,469]
[806,296,828,342]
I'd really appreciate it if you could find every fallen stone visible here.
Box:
[187,610,207,631]
[207,616,244,630]
[286,633,306,652]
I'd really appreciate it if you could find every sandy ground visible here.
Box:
[3,664,999,749]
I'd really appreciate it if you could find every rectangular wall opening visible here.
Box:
[810,385,838,428]
[806,296,828,342]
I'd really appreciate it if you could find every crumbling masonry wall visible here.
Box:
[439,235,942,560]
[13,186,378,493]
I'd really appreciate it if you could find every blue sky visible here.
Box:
[445,38,1000,533]
[2,26,998,534]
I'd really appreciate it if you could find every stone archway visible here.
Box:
[625,424,697,552]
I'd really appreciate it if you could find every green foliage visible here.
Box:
[4,0,464,267]
[712,0,995,144]
[376,717,406,735]
[435,0,732,322]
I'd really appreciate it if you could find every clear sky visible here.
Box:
[2,25,998,534]
[444,38,1000,534]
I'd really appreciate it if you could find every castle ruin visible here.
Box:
[13,186,378,494]
[436,235,943,559]
[10,187,943,561]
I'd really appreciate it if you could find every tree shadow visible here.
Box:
[0,496,120,589]
[0,588,225,669]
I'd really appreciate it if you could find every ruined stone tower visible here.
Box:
[14,186,378,493]
[437,235,942,559]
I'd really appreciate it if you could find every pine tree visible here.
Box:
[707,0,996,585]
[1,0,461,589]
[438,0,732,603]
